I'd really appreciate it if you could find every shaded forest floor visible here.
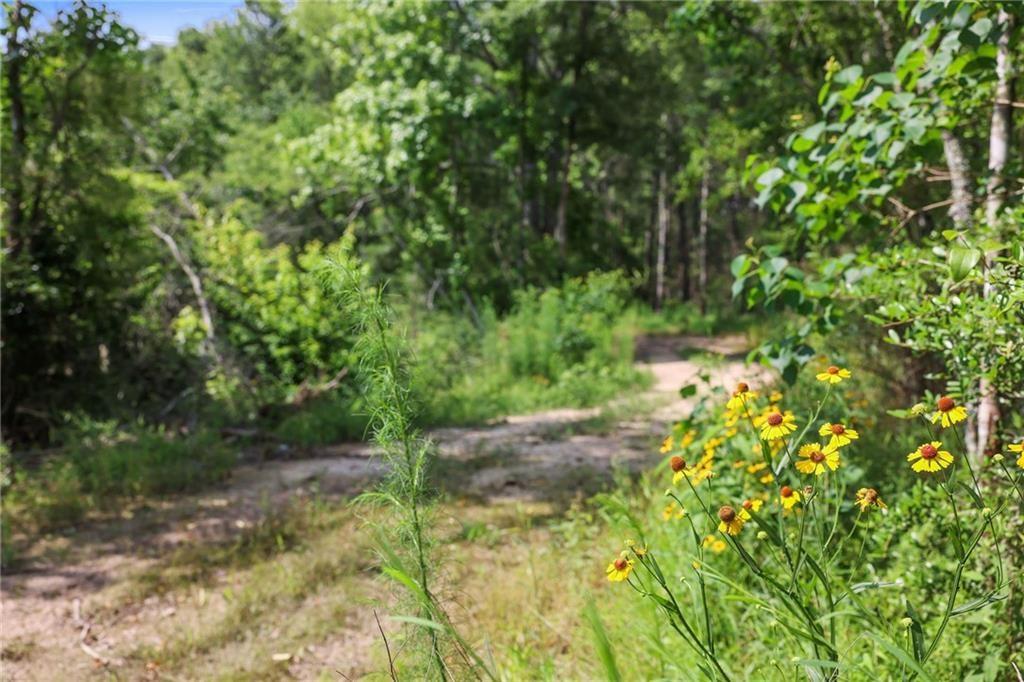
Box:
[2,334,763,680]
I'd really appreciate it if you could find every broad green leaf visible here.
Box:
[948,246,981,281]
[834,64,863,85]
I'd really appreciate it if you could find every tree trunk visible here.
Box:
[5,1,29,252]
[553,4,592,260]
[941,130,973,230]
[553,142,572,258]
[519,31,539,246]
[654,168,670,310]
[697,163,710,313]
[676,200,692,302]
[975,8,1014,460]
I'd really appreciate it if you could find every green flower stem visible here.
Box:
[948,423,1003,583]
[996,460,1024,502]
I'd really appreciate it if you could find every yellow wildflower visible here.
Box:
[819,422,859,450]
[1009,442,1024,470]
[795,442,840,476]
[761,411,797,441]
[779,485,801,510]
[931,396,968,428]
[662,503,686,521]
[717,505,746,535]
[739,498,763,520]
[606,552,634,582]
[726,382,757,411]
[659,435,674,453]
[816,365,852,384]
[625,539,647,556]
[907,441,954,473]
[855,488,886,512]
[702,535,727,553]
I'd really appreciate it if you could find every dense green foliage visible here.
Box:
[2,0,908,448]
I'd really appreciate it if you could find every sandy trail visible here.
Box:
[1,333,766,680]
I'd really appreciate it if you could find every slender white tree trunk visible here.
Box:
[697,162,710,312]
[976,8,1014,460]
[654,168,670,310]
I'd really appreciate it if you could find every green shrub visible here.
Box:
[410,271,649,426]
[68,426,234,498]
[632,300,743,336]
[272,393,371,446]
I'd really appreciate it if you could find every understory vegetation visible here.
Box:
[2,0,1022,680]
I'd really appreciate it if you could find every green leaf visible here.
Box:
[730,254,753,278]
[756,167,785,189]
[905,601,926,663]
[834,64,863,85]
[679,383,698,398]
[948,246,981,281]
[867,632,936,681]
[950,592,1006,616]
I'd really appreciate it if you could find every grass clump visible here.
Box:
[3,419,233,537]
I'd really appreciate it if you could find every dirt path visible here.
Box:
[1,334,767,680]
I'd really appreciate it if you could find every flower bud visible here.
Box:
[982,507,993,518]
[757,531,768,540]
[900,617,913,628]
[993,454,1005,463]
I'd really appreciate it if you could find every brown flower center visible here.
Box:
[614,557,629,571]
[767,412,783,426]
[827,366,839,375]
[863,489,878,503]
[780,486,794,498]
[810,450,825,463]
[736,382,749,393]
[937,396,955,413]
[742,499,753,511]
[670,456,686,472]
[718,506,736,523]
[920,444,938,460]
[830,424,845,435]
